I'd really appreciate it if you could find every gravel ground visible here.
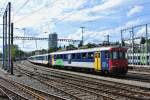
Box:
[54,68,150,89]
[0,61,150,100]
[0,90,9,100]
[0,65,77,100]
[24,61,150,89]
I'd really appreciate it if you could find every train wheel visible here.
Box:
[104,70,109,75]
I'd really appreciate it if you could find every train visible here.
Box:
[28,46,128,75]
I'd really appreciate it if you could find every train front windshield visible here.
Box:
[111,51,126,59]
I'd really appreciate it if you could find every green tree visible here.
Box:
[78,41,83,48]
[66,44,77,50]
[11,45,27,60]
[140,37,146,44]
[85,43,97,48]
[58,46,62,50]
[48,47,57,53]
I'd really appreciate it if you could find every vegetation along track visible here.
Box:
[16,61,150,100]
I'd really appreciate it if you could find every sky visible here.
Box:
[0,0,150,52]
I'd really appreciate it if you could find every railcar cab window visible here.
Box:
[113,52,118,59]
[119,52,126,59]
[111,51,126,59]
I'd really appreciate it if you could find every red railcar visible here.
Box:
[109,48,128,74]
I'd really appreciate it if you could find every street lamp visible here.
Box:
[15,27,26,48]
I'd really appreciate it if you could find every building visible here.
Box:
[48,33,58,49]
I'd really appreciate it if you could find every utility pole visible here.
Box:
[130,28,134,65]
[104,34,110,45]
[121,30,123,46]
[8,2,11,72]
[106,35,110,43]
[145,24,148,65]
[11,23,13,75]
[80,27,85,46]
[22,28,26,48]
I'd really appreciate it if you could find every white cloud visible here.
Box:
[124,19,141,28]
[0,0,148,52]
[127,5,143,17]
[65,18,144,45]
[62,0,127,22]
[13,0,86,27]
[65,28,114,45]
[89,0,125,12]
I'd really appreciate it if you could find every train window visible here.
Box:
[82,53,87,59]
[56,55,61,59]
[76,53,81,59]
[105,51,109,59]
[123,52,125,58]
[64,55,68,59]
[38,57,41,60]
[147,56,149,59]
[119,52,126,59]
[60,55,63,59]
[54,55,57,59]
[88,52,94,59]
[72,54,76,59]
[120,52,123,58]
[113,52,118,59]
[40,56,43,60]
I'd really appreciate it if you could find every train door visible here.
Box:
[51,55,54,66]
[101,51,109,71]
[48,55,51,65]
[68,54,71,64]
[94,52,101,71]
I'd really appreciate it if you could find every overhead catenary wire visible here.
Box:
[8,0,150,25]
[13,0,150,33]
[14,0,59,23]
[0,0,11,16]
[13,0,30,15]
[38,1,150,30]
[11,0,150,45]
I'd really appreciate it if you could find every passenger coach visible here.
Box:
[29,46,128,75]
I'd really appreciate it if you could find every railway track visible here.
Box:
[16,61,150,100]
[129,66,150,73]
[0,70,73,99]
[0,76,45,100]
[25,61,150,83]
[15,64,114,100]
[126,71,150,82]
[108,71,150,83]
[0,90,9,100]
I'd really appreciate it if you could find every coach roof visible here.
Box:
[50,47,113,55]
